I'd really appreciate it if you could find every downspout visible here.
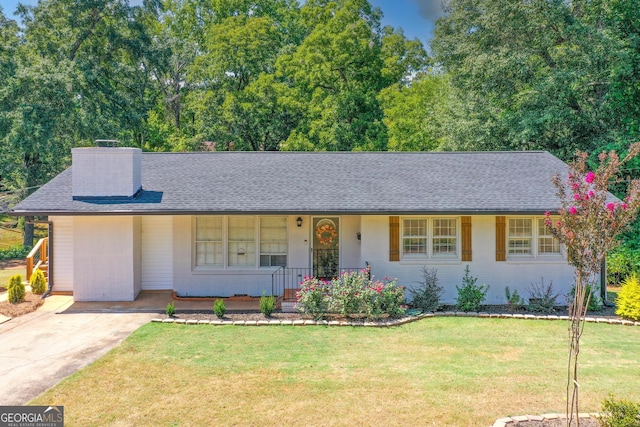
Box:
[26,220,54,298]
[601,258,613,307]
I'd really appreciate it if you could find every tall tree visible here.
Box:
[432,0,640,159]
[278,0,428,151]
[379,72,449,151]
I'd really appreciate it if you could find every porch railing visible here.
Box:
[271,264,370,300]
[26,237,48,282]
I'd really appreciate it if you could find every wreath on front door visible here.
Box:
[315,222,338,247]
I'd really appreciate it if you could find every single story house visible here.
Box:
[10,147,579,304]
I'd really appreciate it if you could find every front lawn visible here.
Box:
[31,318,640,426]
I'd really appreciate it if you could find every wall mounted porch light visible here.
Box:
[296,217,303,227]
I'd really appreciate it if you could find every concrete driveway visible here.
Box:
[0,295,154,405]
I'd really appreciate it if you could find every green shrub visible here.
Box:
[527,278,559,314]
[600,395,640,427]
[504,286,525,312]
[568,283,601,312]
[296,271,405,320]
[296,277,329,320]
[165,301,176,317]
[7,274,25,304]
[259,292,276,317]
[30,269,47,295]
[455,265,488,312]
[213,299,226,318]
[0,246,31,261]
[607,247,640,286]
[615,274,640,321]
[409,267,443,313]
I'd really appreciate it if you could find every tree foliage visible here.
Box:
[432,0,640,159]
[544,144,640,425]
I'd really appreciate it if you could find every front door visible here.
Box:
[312,217,339,279]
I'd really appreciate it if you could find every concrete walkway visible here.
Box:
[0,290,263,405]
[0,295,154,405]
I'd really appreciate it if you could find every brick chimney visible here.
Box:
[72,147,142,200]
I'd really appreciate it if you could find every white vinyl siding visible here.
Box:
[141,216,173,290]
[51,216,74,292]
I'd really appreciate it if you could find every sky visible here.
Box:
[0,0,438,46]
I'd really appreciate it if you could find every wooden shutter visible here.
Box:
[389,216,400,262]
[461,216,472,262]
[496,216,506,261]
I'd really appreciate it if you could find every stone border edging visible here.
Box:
[491,412,601,427]
[150,311,640,327]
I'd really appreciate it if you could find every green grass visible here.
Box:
[0,267,25,288]
[31,318,640,426]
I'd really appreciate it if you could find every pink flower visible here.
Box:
[606,203,615,212]
[556,221,562,227]
[544,210,551,217]
[588,190,595,199]
[573,194,581,201]
[572,183,580,190]
[621,203,628,210]
[585,171,595,183]
[569,206,577,215]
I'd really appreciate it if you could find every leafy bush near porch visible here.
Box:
[615,274,640,321]
[296,271,405,320]
[455,266,488,312]
[30,269,47,295]
[7,274,25,304]
[213,299,226,318]
[259,292,276,317]
[0,246,31,261]
[408,267,443,312]
[600,395,640,427]
[527,278,559,314]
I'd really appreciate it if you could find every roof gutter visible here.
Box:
[9,209,563,217]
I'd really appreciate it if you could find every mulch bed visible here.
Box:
[0,292,44,318]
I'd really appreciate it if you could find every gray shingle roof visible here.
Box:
[10,151,569,215]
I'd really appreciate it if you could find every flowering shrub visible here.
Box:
[296,277,329,320]
[296,271,405,320]
[544,144,640,423]
[455,265,488,312]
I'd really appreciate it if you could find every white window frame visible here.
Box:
[507,217,561,259]
[401,217,460,261]
[259,217,288,267]
[194,216,288,269]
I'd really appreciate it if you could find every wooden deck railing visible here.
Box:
[26,237,48,282]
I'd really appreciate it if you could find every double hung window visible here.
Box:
[507,217,560,257]
[401,217,459,259]
[195,216,287,268]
